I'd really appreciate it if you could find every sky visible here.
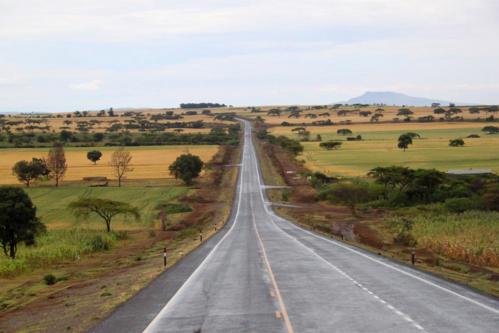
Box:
[1,0,498,112]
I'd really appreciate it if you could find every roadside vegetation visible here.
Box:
[0,107,242,332]
[254,108,499,297]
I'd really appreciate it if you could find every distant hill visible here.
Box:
[340,91,461,107]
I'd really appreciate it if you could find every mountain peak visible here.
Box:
[342,91,456,106]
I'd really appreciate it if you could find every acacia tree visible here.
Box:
[169,154,204,185]
[46,143,67,187]
[68,198,140,232]
[87,150,103,165]
[110,148,133,187]
[0,186,46,259]
[12,158,49,187]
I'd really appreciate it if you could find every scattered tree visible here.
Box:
[398,134,413,152]
[169,154,204,185]
[449,138,465,147]
[267,109,281,117]
[482,126,499,134]
[0,186,45,258]
[397,108,414,117]
[68,198,139,232]
[404,132,421,139]
[320,141,343,150]
[12,158,49,187]
[337,128,352,135]
[46,143,67,187]
[110,148,133,187]
[87,150,103,165]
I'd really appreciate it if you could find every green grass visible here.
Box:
[0,185,189,276]
[277,126,499,176]
[26,185,189,229]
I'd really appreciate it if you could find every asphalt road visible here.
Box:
[92,120,499,333]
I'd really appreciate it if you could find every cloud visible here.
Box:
[69,80,102,91]
[1,0,497,42]
[0,0,498,111]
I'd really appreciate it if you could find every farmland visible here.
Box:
[269,122,499,177]
[0,106,243,331]
[0,145,218,184]
[256,116,499,296]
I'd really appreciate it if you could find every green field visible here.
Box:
[26,185,189,229]
[0,185,189,276]
[272,124,499,176]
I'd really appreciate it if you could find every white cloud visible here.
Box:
[69,80,102,91]
[0,0,498,111]
[0,0,497,42]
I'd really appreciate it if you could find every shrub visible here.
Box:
[282,190,291,202]
[87,235,112,251]
[112,230,129,240]
[320,141,342,150]
[44,274,57,285]
[444,197,484,213]
[391,219,417,247]
[319,182,375,214]
[449,138,464,147]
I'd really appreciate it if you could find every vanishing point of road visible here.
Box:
[92,120,499,333]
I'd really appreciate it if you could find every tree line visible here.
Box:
[180,103,226,109]
[1,125,240,148]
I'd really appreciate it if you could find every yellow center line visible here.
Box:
[252,212,295,333]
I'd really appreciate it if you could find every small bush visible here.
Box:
[282,190,291,202]
[44,274,57,285]
[112,230,129,240]
[394,231,417,247]
[176,227,197,240]
[445,197,484,213]
[87,235,112,251]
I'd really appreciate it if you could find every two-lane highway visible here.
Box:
[93,120,499,333]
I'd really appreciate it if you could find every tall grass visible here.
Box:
[0,229,124,277]
[392,211,499,267]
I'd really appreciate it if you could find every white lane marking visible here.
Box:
[279,217,499,315]
[261,205,427,332]
[247,121,499,316]
[142,125,250,332]
[246,125,426,332]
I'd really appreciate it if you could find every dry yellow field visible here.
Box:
[241,105,489,125]
[10,114,224,133]
[269,121,488,135]
[0,145,218,184]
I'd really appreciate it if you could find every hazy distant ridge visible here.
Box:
[341,91,459,106]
